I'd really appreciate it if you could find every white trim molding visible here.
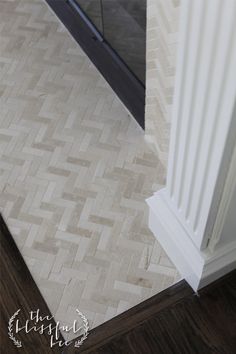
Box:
[147,0,236,291]
[208,143,236,252]
[147,190,236,291]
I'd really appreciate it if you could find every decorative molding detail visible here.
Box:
[147,191,236,291]
[166,0,236,249]
[147,0,236,290]
[208,145,236,252]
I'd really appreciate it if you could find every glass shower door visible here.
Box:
[74,0,146,84]
[102,0,146,84]
[74,0,103,34]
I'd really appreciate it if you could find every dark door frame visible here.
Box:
[45,0,145,129]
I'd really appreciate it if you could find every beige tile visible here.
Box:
[0,0,179,336]
[145,0,180,165]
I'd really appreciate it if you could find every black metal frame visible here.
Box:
[45,0,145,129]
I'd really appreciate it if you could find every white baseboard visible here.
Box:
[147,190,236,291]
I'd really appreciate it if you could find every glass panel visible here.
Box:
[75,0,146,84]
[102,0,146,84]
[75,0,103,34]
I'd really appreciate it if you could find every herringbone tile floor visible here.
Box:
[146,0,179,165]
[0,0,178,338]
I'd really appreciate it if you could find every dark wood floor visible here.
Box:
[1,213,236,353]
[66,270,236,354]
[0,214,63,353]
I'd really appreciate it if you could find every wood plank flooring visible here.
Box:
[0,214,62,353]
[66,272,236,354]
[1,212,236,353]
